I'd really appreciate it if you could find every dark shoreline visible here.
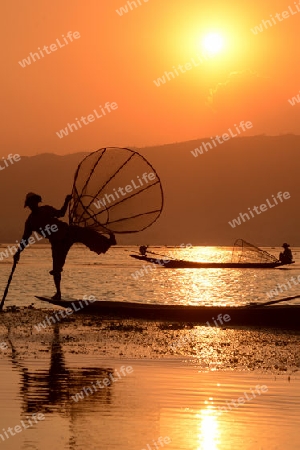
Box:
[0,307,299,374]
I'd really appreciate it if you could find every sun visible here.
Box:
[202,33,224,55]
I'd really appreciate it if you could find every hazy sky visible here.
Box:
[1,0,300,157]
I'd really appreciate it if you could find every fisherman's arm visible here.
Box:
[55,195,72,218]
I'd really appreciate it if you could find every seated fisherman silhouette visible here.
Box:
[139,245,148,256]
[279,243,293,265]
[14,193,116,299]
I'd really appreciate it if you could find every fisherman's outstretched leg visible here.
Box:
[52,273,62,300]
[50,239,72,300]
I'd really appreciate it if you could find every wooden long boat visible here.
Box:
[130,254,289,269]
[36,297,300,330]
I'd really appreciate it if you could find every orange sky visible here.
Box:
[1,0,300,157]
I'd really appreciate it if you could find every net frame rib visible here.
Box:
[69,147,164,233]
[231,239,279,263]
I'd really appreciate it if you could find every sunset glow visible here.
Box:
[0,1,300,449]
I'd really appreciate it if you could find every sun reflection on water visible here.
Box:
[196,404,221,450]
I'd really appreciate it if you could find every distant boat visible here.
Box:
[130,254,289,269]
[130,239,294,269]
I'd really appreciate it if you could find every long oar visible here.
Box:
[145,249,181,261]
[251,294,300,308]
[125,248,181,261]
[139,248,191,261]
[0,260,18,311]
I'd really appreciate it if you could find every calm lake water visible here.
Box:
[0,354,299,450]
[1,245,300,450]
[0,245,299,308]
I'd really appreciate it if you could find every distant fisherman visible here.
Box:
[139,245,148,256]
[14,193,116,299]
[279,243,293,264]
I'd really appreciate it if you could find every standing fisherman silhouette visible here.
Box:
[14,193,116,299]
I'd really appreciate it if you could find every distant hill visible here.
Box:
[1,136,299,246]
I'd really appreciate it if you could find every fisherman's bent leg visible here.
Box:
[69,226,116,255]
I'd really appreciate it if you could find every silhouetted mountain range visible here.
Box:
[1,135,299,246]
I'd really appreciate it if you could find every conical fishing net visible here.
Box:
[69,147,164,234]
[231,239,278,263]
